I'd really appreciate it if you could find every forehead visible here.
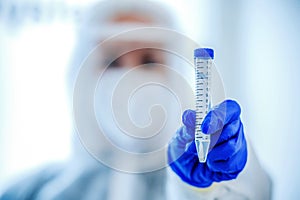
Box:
[98,11,166,43]
[95,13,172,55]
[109,13,153,24]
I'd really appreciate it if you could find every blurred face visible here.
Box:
[91,13,175,153]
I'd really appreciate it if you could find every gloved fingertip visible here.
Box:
[224,99,241,114]
[182,109,196,128]
[202,99,242,134]
[201,111,223,134]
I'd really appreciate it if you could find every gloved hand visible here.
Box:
[168,100,247,188]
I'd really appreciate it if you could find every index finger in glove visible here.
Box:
[201,100,241,135]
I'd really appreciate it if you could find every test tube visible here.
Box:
[194,48,214,163]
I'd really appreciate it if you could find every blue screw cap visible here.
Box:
[194,48,214,59]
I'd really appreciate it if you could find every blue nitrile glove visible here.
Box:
[168,100,247,188]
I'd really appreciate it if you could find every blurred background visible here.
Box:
[0,0,299,199]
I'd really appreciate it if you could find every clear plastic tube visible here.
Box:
[194,48,214,163]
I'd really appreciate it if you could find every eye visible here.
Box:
[109,57,121,67]
[141,54,158,66]
[104,57,121,68]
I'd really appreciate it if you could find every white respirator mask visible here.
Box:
[94,65,180,153]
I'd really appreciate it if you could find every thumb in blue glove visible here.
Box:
[168,100,247,188]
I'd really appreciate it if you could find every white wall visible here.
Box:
[241,1,300,199]
[0,23,74,184]
[0,24,10,188]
